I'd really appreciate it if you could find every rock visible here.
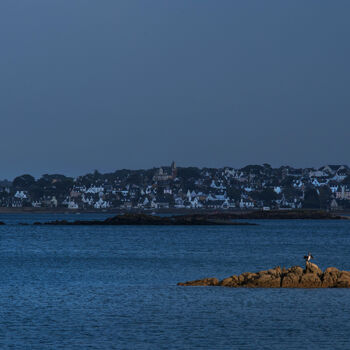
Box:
[242,272,258,281]
[177,277,219,286]
[341,271,350,278]
[0,221,5,225]
[245,267,282,288]
[299,273,322,288]
[336,271,350,288]
[242,273,260,287]
[322,267,341,287]
[324,267,340,274]
[336,278,350,288]
[287,266,304,276]
[281,273,300,288]
[253,274,281,288]
[178,265,350,288]
[281,266,304,288]
[267,266,282,277]
[219,276,239,287]
[304,262,322,275]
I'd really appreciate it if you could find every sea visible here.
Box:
[0,213,349,349]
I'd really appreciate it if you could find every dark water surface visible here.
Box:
[0,214,349,349]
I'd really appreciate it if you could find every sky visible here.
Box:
[1,1,349,180]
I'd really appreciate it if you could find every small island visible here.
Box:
[26,209,348,226]
[32,213,256,226]
[178,262,350,288]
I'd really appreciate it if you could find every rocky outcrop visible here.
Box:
[177,263,350,288]
[33,213,257,226]
[178,278,219,286]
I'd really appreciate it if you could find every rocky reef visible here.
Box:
[178,263,350,288]
[33,213,256,226]
[202,210,346,220]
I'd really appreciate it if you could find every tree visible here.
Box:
[36,174,74,199]
[240,165,264,174]
[280,176,294,187]
[227,186,241,200]
[127,171,144,185]
[177,167,201,180]
[303,189,320,209]
[342,176,350,185]
[93,169,101,180]
[283,187,302,201]
[319,187,332,209]
[13,174,35,189]
[251,188,278,204]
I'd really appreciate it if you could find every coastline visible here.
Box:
[0,207,262,214]
[0,207,349,218]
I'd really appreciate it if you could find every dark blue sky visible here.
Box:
[1,1,349,179]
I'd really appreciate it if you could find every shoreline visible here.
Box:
[0,207,349,217]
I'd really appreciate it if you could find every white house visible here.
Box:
[14,191,27,199]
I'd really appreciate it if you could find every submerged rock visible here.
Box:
[178,262,350,288]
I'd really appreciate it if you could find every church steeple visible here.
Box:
[171,161,177,179]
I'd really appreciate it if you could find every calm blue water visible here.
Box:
[0,214,349,349]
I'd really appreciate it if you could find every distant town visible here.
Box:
[0,162,350,211]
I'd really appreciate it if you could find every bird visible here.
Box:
[304,252,314,263]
